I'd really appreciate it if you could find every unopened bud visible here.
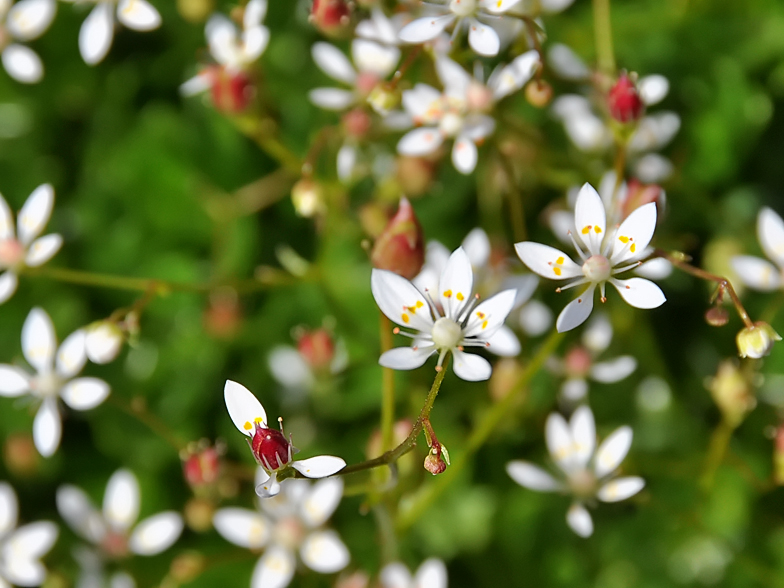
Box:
[209,67,254,113]
[170,552,207,583]
[297,328,335,372]
[3,433,39,477]
[310,0,351,37]
[342,108,372,139]
[182,444,222,490]
[203,289,242,339]
[177,0,213,23]
[736,321,781,359]
[622,179,665,220]
[367,82,401,115]
[705,306,729,327]
[424,446,447,475]
[608,73,645,123]
[467,81,494,111]
[370,197,425,279]
[291,179,326,218]
[395,156,435,197]
[525,80,553,108]
[184,497,215,533]
[251,425,293,472]
[85,321,124,364]
[708,360,755,428]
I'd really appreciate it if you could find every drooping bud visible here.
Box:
[309,0,351,37]
[367,82,401,115]
[708,360,755,428]
[297,328,335,372]
[736,321,781,359]
[85,321,124,364]
[705,306,729,327]
[342,108,372,140]
[622,179,665,220]
[291,178,327,218]
[774,424,784,485]
[608,73,645,123]
[370,197,425,279]
[251,425,293,471]
[424,447,447,475]
[525,79,553,108]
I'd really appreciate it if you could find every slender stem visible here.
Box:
[380,313,396,452]
[237,117,304,175]
[611,139,627,205]
[522,17,545,80]
[699,419,734,492]
[107,396,185,452]
[389,46,423,90]
[496,143,527,242]
[396,329,563,531]
[592,0,616,76]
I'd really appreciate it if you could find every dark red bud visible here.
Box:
[251,427,292,471]
[370,197,425,279]
[424,449,447,475]
[209,67,254,113]
[183,447,221,489]
[705,306,730,327]
[310,0,351,36]
[608,73,645,123]
[297,328,336,372]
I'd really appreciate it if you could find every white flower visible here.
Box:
[515,183,666,332]
[213,476,349,588]
[224,381,346,498]
[380,558,447,588]
[73,545,137,588]
[56,469,184,559]
[0,183,62,304]
[0,308,111,457]
[63,0,161,66]
[268,332,348,395]
[0,0,56,83]
[0,481,58,586]
[506,406,644,537]
[730,207,784,292]
[84,321,124,364]
[372,246,516,381]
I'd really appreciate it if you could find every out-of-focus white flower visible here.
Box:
[64,0,161,66]
[0,0,56,83]
[84,321,125,364]
[73,547,137,588]
[0,308,111,457]
[268,327,348,393]
[380,558,448,588]
[731,207,784,292]
[0,481,58,587]
[213,477,349,588]
[506,406,644,537]
[0,183,62,304]
[507,0,576,18]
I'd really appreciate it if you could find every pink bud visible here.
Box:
[342,108,372,139]
[608,73,645,123]
[424,450,447,475]
[251,427,293,471]
[310,0,351,36]
[564,346,592,378]
[370,197,425,279]
[183,446,221,489]
[209,66,254,113]
[622,179,664,220]
[297,328,336,372]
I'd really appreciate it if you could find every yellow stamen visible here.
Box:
[553,267,562,276]
[556,256,564,265]
[456,292,464,301]
[443,290,452,298]
[402,313,410,323]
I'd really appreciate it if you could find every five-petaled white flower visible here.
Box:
[0,0,56,83]
[63,0,161,66]
[0,481,58,587]
[506,406,644,537]
[372,246,516,381]
[515,183,666,332]
[0,307,111,457]
[213,476,349,588]
[224,380,346,498]
[56,469,184,561]
[731,207,784,292]
[0,183,62,305]
[380,558,448,588]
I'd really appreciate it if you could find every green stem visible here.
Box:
[496,143,527,242]
[107,396,185,452]
[380,312,396,452]
[592,0,616,76]
[699,419,734,492]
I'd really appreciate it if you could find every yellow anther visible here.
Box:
[630,243,636,253]
[618,236,629,243]
[581,225,592,234]
[456,292,464,301]
[416,301,424,308]
[254,417,263,423]
[477,311,486,319]
[443,290,452,298]
[402,313,410,323]
[243,422,252,430]
[556,256,564,265]
[482,320,488,329]
[594,226,602,234]
[553,267,562,276]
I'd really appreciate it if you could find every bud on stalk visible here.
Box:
[608,73,645,123]
[310,0,351,37]
[736,321,781,359]
[371,197,425,279]
[209,67,254,113]
[297,328,336,372]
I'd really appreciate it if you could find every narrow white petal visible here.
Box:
[312,42,356,85]
[566,503,593,537]
[103,469,140,532]
[591,356,637,383]
[597,476,644,502]
[462,228,491,268]
[401,83,442,122]
[0,483,18,537]
[2,44,42,83]
[484,325,520,357]
[582,313,612,353]
[399,14,454,44]
[129,512,183,555]
[84,323,123,364]
[0,194,13,240]
[561,377,588,401]
[569,406,595,469]
[463,289,516,338]
[638,74,669,106]
[635,257,672,280]
[267,346,312,389]
[56,329,87,379]
[628,112,680,152]
[244,0,267,28]
[730,255,782,291]
[251,545,295,588]
[255,473,281,498]
[17,184,53,246]
[205,15,239,66]
[541,0,576,12]
[60,378,110,410]
[179,72,211,97]
[299,477,343,527]
[33,398,60,457]
[371,268,434,331]
[0,365,30,396]
[79,3,114,65]
[116,0,161,31]
[556,285,595,332]
[224,380,267,436]
[514,242,582,281]
[610,277,666,309]
[7,521,58,558]
[489,50,538,99]
[610,203,657,265]
[451,136,478,174]
[397,127,443,156]
[634,153,674,183]
[435,56,471,98]
[352,38,399,78]
[6,0,56,40]
[413,558,448,588]
[452,349,492,382]
[336,143,357,182]
[482,0,523,12]
[518,300,553,337]
[212,507,269,549]
[574,183,606,254]
[439,247,474,319]
[56,485,104,542]
[241,25,269,62]
[467,19,500,57]
[547,43,589,80]
[379,563,412,588]
[379,346,436,370]
[546,412,575,472]
[291,455,346,479]
[594,426,632,478]
[506,461,562,491]
[308,87,356,111]
[758,207,784,269]
[461,114,495,141]
[0,271,17,304]
[24,234,62,267]
[300,530,350,573]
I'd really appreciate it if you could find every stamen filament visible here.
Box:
[567,231,588,261]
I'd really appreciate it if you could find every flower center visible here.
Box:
[564,346,592,377]
[30,373,62,398]
[251,427,292,472]
[582,255,611,283]
[273,516,306,551]
[439,112,464,137]
[431,317,463,350]
[0,238,25,270]
[568,468,597,498]
[355,72,380,97]
[449,0,477,17]
[101,530,130,559]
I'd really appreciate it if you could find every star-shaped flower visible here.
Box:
[0,0,56,83]
[0,308,111,457]
[731,207,784,292]
[515,182,666,332]
[380,558,448,588]
[506,406,644,537]
[372,246,516,381]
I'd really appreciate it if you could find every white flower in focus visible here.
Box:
[372,247,516,381]
[515,183,666,332]
[0,0,56,83]
[56,469,183,564]
[63,0,162,66]
[224,381,346,498]
[0,481,58,587]
[730,207,784,292]
[380,558,448,588]
[0,183,62,304]
[213,477,349,588]
[0,308,111,457]
[506,406,644,537]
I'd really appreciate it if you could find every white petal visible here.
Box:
[241,25,269,62]
[60,378,110,410]
[482,0,523,12]
[401,83,442,122]
[356,8,397,45]
[251,545,295,588]
[0,365,30,397]
[593,426,632,478]
[291,455,346,479]
[730,255,781,291]
[463,289,516,338]
[590,356,637,383]
[506,461,562,491]
[56,329,87,379]
[33,398,60,457]
[6,0,56,40]
[212,507,269,549]
[638,75,669,106]
[0,194,13,240]
[610,203,657,265]
[462,228,491,268]
[2,43,42,83]
[299,477,343,527]
[312,42,357,85]
[397,127,443,156]
[267,346,312,389]
[556,285,595,332]
[129,512,183,555]
[514,242,582,281]
[518,300,553,336]
[0,271,18,304]
[224,380,267,436]
[489,50,538,99]
[758,207,784,269]
[244,0,267,28]
[255,472,281,499]
[24,234,62,267]
[55,485,104,542]
[564,112,611,151]
[84,323,123,364]
[582,313,612,353]
[574,183,606,255]
[547,43,589,80]
[628,112,680,152]
[435,56,471,98]
[103,469,140,532]
[439,247,474,319]
[570,406,595,469]
[541,0,576,12]
[566,503,593,537]
[179,72,211,97]
[110,572,136,588]
[336,143,357,182]
[352,38,399,78]
[308,87,356,111]
[0,483,18,537]
[452,349,492,381]
[485,325,520,357]
[561,377,588,401]
[399,14,454,44]
[635,257,672,280]
[380,563,412,588]
[17,184,53,246]
[467,19,500,57]
[116,0,161,31]
[379,346,436,370]
[451,136,478,174]
[206,15,239,67]
[300,530,350,573]
[610,277,666,309]
[597,476,644,502]
[79,2,114,65]
[461,114,495,141]
[633,153,674,183]
[413,558,448,588]
[545,411,575,472]
[371,268,434,331]
[6,521,57,558]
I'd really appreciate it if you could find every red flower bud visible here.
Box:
[183,446,221,489]
[251,426,293,471]
[622,179,664,220]
[371,197,425,279]
[310,0,351,36]
[608,73,645,123]
[208,66,254,113]
[342,108,372,139]
[297,328,336,372]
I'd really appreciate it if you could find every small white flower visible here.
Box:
[0,183,62,304]
[0,0,56,83]
[0,307,111,457]
[268,332,348,395]
[84,321,125,364]
[731,207,784,292]
[380,558,448,588]
[213,476,349,588]
[224,381,346,498]
[506,406,644,537]
[515,183,666,332]
[373,246,516,381]
[0,481,58,587]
